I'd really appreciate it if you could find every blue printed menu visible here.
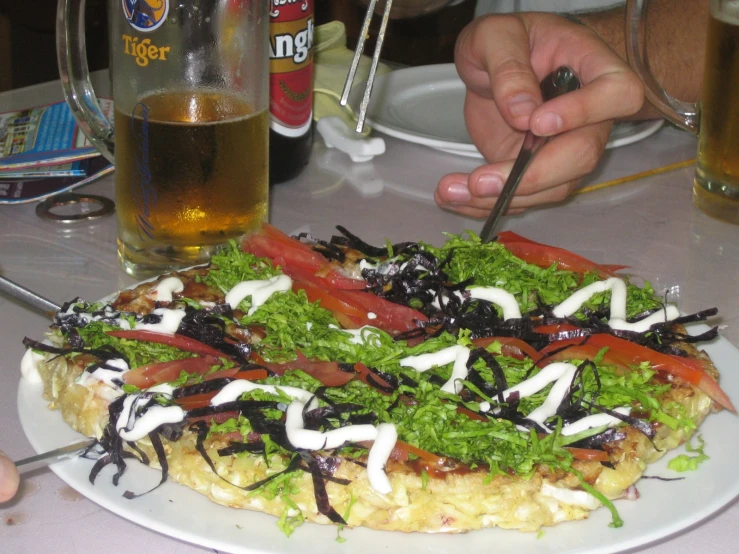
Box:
[0,100,112,175]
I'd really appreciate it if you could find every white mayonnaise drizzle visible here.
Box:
[20,348,45,385]
[285,400,378,450]
[210,380,315,406]
[115,385,184,442]
[501,362,577,402]
[285,400,398,494]
[147,383,175,396]
[149,277,184,303]
[525,365,577,426]
[400,345,471,394]
[430,291,465,311]
[467,287,522,320]
[77,357,130,390]
[225,275,293,315]
[61,303,133,329]
[560,407,632,436]
[136,308,186,334]
[552,277,679,332]
[366,423,398,495]
[118,404,185,442]
[340,326,383,347]
[358,259,377,272]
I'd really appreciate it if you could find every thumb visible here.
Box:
[0,451,20,503]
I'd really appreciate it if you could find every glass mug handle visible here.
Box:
[625,0,699,134]
[56,0,115,163]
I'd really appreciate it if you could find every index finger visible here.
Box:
[521,14,645,135]
[455,14,544,131]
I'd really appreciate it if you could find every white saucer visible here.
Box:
[350,64,664,157]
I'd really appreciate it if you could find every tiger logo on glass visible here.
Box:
[122,0,169,32]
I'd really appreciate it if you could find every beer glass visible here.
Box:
[57,0,270,277]
[626,0,739,224]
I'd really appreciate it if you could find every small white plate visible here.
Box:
[350,65,664,157]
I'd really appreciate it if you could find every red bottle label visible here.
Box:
[269,0,314,137]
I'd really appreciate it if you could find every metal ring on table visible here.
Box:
[35,192,115,223]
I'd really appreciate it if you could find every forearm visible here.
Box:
[575,0,708,119]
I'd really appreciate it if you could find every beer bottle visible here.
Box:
[269,0,315,185]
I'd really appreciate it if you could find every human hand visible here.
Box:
[435,13,645,217]
[0,450,20,503]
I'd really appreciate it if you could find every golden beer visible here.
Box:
[114,91,269,276]
[693,3,739,222]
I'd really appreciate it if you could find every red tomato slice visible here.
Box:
[533,324,580,335]
[341,290,428,334]
[243,223,425,333]
[202,367,240,381]
[565,447,610,462]
[356,439,447,467]
[106,330,226,358]
[354,362,393,393]
[203,368,269,382]
[188,410,239,424]
[496,231,621,279]
[251,351,355,387]
[242,223,367,290]
[472,336,542,362]
[542,334,736,413]
[456,405,488,421]
[291,276,367,323]
[538,343,635,375]
[292,273,427,334]
[122,355,221,388]
[175,391,218,410]
[177,370,269,409]
[390,440,446,467]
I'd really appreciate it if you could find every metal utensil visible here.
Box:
[479,67,581,243]
[0,275,61,315]
[339,0,394,133]
[15,439,96,468]
[1,278,87,468]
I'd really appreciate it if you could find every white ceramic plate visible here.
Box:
[351,65,664,156]
[17,315,739,553]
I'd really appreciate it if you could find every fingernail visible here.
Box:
[534,112,564,135]
[444,182,471,203]
[475,173,503,197]
[508,94,538,118]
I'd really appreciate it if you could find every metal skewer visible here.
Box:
[340,0,394,133]
[15,439,96,467]
[479,67,581,243]
[0,276,92,468]
[0,275,61,315]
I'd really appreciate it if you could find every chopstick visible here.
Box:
[340,0,395,133]
[574,158,696,195]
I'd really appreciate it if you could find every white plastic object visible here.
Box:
[316,116,386,162]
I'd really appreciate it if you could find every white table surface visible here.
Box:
[0,72,737,554]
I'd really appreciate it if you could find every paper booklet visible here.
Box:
[0,99,113,176]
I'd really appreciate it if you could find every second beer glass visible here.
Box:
[626,0,739,224]
[58,0,270,277]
